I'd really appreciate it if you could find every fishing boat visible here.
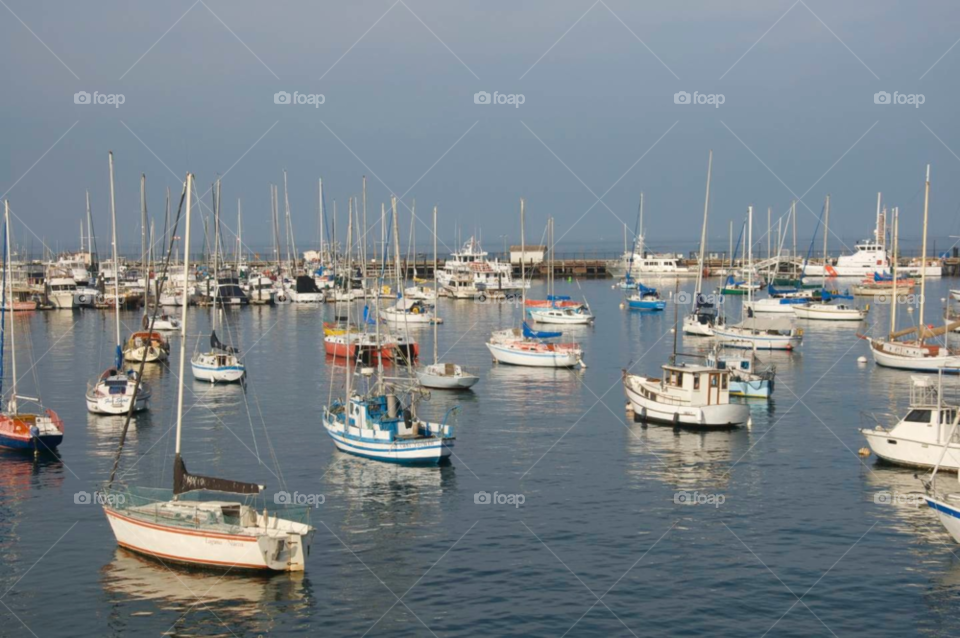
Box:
[323,196,458,464]
[862,166,960,372]
[487,200,585,368]
[706,348,775,399]
[87,152,152,416]
[626,284,666,311]
[861,374,960,470]
[288,274,324,303]
[417,206,479,390]
[623,364,750,428]
[46,276,77,309]
[103,173,314,571]
[0,201,65,453]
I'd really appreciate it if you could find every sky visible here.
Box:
[2,0,960,258]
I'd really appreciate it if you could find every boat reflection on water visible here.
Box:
[86,411,150,459]
[624,420,747,493]
[485,365,582,416]
[863,464,945,544]
[101,549,311,636]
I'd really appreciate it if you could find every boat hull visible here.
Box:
[486,342,581,368]
[191,362,245,383]
[0,433,63,451]
[86,392,150,415]
[323,420,454,465]
[792,305,866,321]
[925,497,960,543]
[868,340,960,373]
[416,369,480,389]
[713,328,800,351]
[104,508,308,572]
[861,429,960,471]
[624,380,749,428]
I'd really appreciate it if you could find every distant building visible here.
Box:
[510,245,546,265]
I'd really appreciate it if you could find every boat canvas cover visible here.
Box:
[296,275,321,294]
[522,321,562,340]
[173,455,263,496]
[210,330,237,354]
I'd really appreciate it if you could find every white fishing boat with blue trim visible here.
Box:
[623,363,750,428]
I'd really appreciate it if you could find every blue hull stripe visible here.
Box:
[0,434,63,451]
[928,499,960,519]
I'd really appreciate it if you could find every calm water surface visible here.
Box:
[2,278,960,637]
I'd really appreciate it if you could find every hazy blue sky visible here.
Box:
[2,1,960,257]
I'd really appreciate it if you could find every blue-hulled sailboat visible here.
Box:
[626,284,666,311]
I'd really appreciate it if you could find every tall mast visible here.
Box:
[747,206,754,307]
[108,151,121,368]
[85,190,93,260]
[875,192,883,247]
[638,192,644,256]
[520,198,526,308]
[694,150,712,307]
[791,200,797,271]
[237,199,242,273]
[889,207,899,338]
[821,195,830,290]
[362,176,367,268]
[918,165,931,340]
[767,206,771,260]
[345,203,353,400]
[174,173,194,489]
[318,178,325,262]
[140,174,147,274]
[5,201,17,414]
[432,205,438,366]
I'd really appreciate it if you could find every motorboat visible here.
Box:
[623,363,750,428]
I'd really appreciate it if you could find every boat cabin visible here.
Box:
[659,363,731,406]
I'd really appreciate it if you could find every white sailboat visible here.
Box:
[191,179,246,384]
[417,206,479,390]
[683,151,721,336]
[486,200,584,368]
[322,196,458,463]
[87,152,152,415]
[714,206,803,351]
[528,218,594,325]
[863,166,960,372]
[103,173,314,571]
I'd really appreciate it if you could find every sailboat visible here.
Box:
[683,151,720,336]
[863,166,960,371]
[713,206,803,351]
[381,202,435,325]
[487,200,585,368]
[0,201,65,452]
[528,217,594,324]
[191,179,246,384]
[322,196,458,463]
[87,152,152,415]
[102,173,314,571]
[417,205,480,390]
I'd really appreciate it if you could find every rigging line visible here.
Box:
[108,177,188,486]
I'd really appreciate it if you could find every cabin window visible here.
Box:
[740,361,750,370]
[905,409,932,423]
[710,375,719,388]
[693,375,700,390]
[942,410,957,425]
[721,375,728,390]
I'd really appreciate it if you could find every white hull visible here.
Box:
[86,392,150,415]
[49,291,75,309]
[624,377,749,428]
[104,507,309,572]
[861,429,960,471]
[123,346,167,363]
[744,299,805,314]
[322,415,453,464]
[191,362,245,383]
[486,342,581,368]
[289,291,324,303]
[682,315,715,336]
[868,340,960,372]
[713,327,801,351]
[417,364,480,389]
[792,304,866,321]
[925,497,960,544]
[528,309,594,324]
[382,310,434,324]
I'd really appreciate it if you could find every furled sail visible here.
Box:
[173,455,264,496]
[210,330,237,354]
